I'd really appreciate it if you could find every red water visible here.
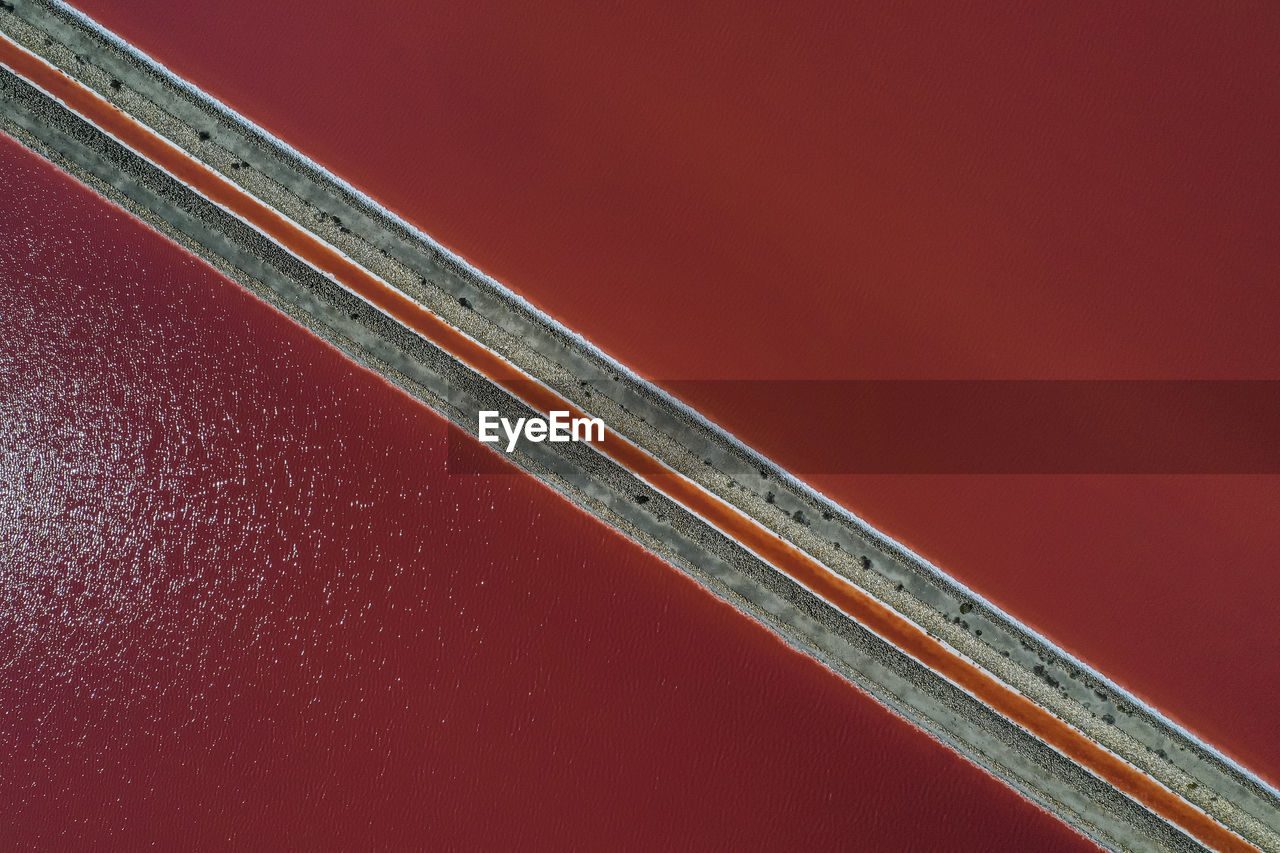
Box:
[0,135,1095,847]
[0,42,1230,843]
[61,0,1280,785]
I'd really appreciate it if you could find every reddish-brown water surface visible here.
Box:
[62,0,1280,784]
[0,40,1233,843]
[0,132,1096,846]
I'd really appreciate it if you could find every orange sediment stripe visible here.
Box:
[0,33,1253,852]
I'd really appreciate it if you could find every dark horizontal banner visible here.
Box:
[448,381,1280,474]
